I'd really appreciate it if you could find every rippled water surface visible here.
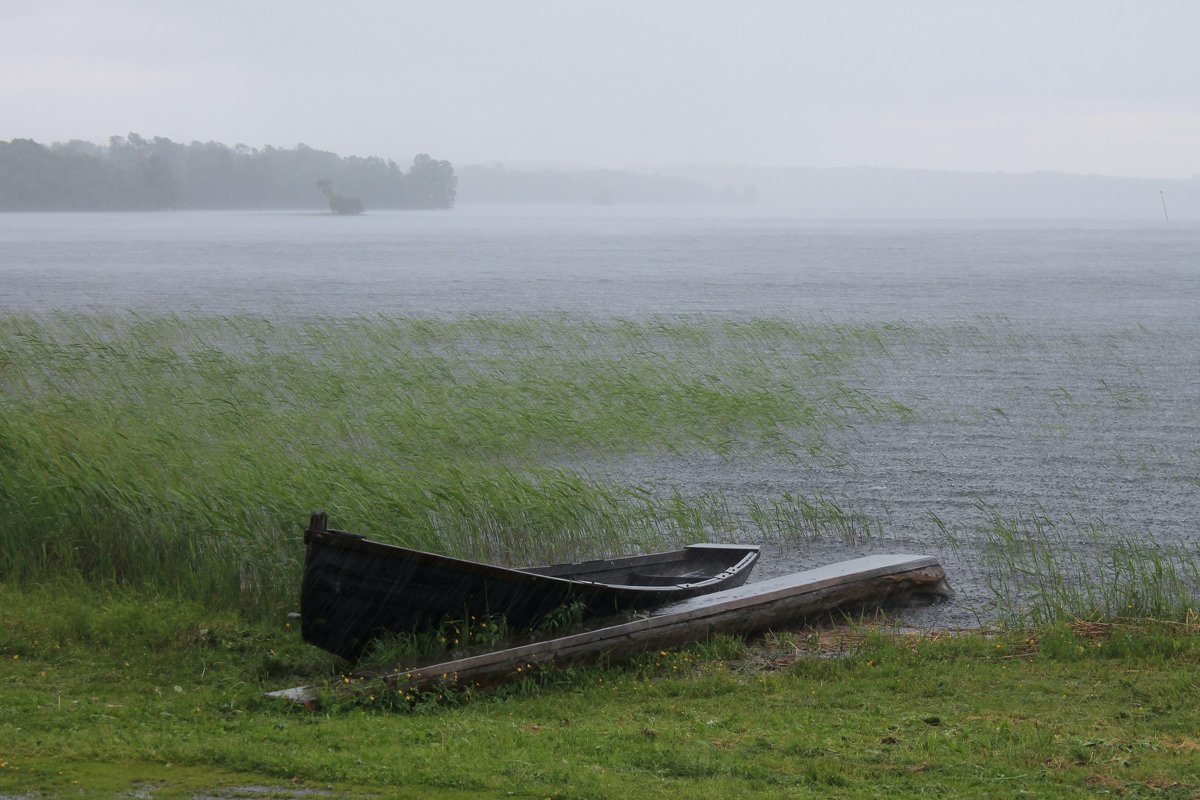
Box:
[3,207,1197,624]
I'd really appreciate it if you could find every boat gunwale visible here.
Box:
[304,528,760,592]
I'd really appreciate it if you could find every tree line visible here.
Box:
[0,135,456,211]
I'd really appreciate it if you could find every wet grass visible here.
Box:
[3,311,1200,796]
[749,491,885,545]
[2,311,1195,628]
[0,313,903,617]
[1,585,1198,798]
[862,317,1200,625]
[973,507,1200,626]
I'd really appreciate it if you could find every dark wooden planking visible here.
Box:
[271,554,950,705]
[300,513,760,661]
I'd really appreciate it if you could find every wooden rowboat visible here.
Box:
[300,512,761,661]
[272,553,951,704]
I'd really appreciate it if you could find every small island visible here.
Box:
[0,134,457,212]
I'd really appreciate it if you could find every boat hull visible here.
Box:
[271,554,951,704]
[299,514,759,661]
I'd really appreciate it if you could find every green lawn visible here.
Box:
[2,585,1197,799]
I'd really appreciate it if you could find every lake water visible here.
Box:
[3,207,1197,325]
[3,207,1198,625]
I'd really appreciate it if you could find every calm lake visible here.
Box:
[3,207,1197,625]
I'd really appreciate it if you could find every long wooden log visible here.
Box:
[269,554,950,705]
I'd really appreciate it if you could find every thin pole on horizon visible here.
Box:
[1160,191,1170,224]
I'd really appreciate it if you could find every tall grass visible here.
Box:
[879,317,1200,625]
[749,492,885,544]
[8,312,1193,626]
[977,507,1200,625]
[0,313,900,615]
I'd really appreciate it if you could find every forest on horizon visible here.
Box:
[4,134,1196,218]
[0,135,457,211]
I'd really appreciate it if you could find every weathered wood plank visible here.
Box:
[269,554,950,705]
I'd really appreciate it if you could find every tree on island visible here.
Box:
[316,179,364,215]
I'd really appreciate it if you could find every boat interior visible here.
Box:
[524,544,759,586]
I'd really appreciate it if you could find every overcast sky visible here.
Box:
[2,1,1198,178]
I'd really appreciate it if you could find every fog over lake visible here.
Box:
[3,207,1197,625]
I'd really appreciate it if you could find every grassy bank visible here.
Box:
[1,585,1198,798]
[3,313,1199,796]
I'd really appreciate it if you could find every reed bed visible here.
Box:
[4,312,1195,626]
[0,313,900,615]
[749,491,885,544]
[865,317,1200,625]
[975,507,1200,625]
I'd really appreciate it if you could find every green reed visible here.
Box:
[0,313,899,615]
[890,317,1200,625]
[749,492,885,544]
[956,505,1200,625]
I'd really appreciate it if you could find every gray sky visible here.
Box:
[3,0,1197,177]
